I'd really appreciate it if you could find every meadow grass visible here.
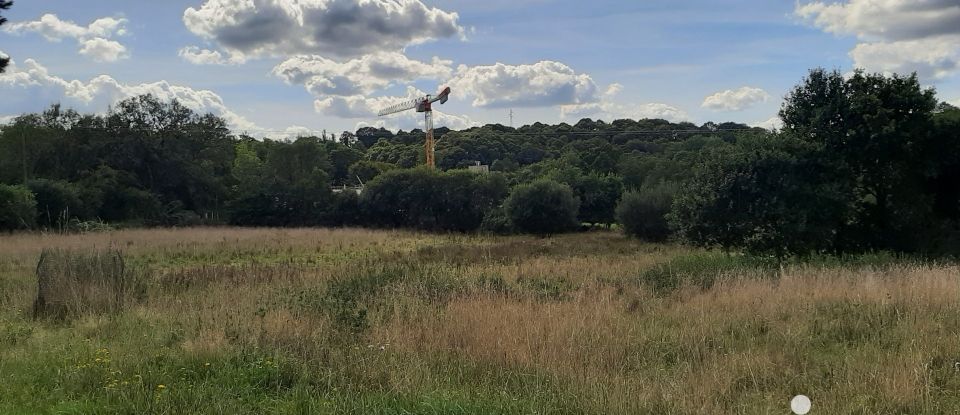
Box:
[0,228,958,414]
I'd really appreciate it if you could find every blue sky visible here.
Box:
[1,0,958,136]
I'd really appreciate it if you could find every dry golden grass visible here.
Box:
[1,227,958,414]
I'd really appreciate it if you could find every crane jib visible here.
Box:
[373,86,452,170]
[376,87,451,117]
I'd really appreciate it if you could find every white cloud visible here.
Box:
[79,38,128,63]
[273,52,453,96]
[314,95,379,119]
[560,101,690,123]
[796,0,960,81]
[604,83,623,97]
[702,86,771,111]
[450,61,599,108]
[0,58,259,132]
[751,116,783,131]
[315,86,476,130]
[356,110,477,132]
[178,46,246,65]
[4,14,129,62]
[795,0,960,41]
[849,37,960,80]
[183,0,462,59]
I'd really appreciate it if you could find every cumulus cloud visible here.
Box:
[356,109,477,132]
[315,86,476,130]
[79,38,129,63]
[4,14,129,62]
[183,0,462,59]
[560,101,690,123]
[0,58,259,132]
[273,52,453,96]
[604,83,623,97]
[796,0,960,80]
[701,86,770,111]
[450,61,599,108]
[849,38,959,80]
[178,46,246,65]
[751,116,783,131]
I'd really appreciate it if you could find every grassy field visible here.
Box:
[1,228,959,414]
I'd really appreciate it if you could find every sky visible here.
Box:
[1,0,959,137]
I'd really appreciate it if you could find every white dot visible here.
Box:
[791,395,811,414]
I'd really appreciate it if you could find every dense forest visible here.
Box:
[1,69,959,257]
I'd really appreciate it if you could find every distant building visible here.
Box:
[467,161,489,174]
[332,185,363,195]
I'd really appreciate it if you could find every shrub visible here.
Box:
[504,179,580,235]
[26,179,86,228]
[360,168,508,232]
[669,136,849,257]
[480,205,514,235]
[326,190,361,226]
[616,183,677,242]
[0,184,37,231]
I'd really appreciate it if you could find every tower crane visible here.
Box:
[377,86,451,169]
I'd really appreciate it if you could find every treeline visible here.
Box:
[1,69,959,257]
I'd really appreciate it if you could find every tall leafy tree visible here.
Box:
[670,135,850,257]
[0,1,11,73]
[780,69,939,250]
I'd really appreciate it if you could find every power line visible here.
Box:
[1,122,765,138]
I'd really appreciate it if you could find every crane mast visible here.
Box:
[377,87,451,169]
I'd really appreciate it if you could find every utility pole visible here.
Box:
[20,125,27,183]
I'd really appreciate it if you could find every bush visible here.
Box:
[360,168,508,232]
[26,179,86,228]
[669,136,849,257]
[327,190,361,226]
[480,205,514,235]
[616,183,676,242]
[504,179,579,235]
[0,184,37,231]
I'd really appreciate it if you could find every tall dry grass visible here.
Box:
[0,227,958,413]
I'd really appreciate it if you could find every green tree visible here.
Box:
[616,183,676,242]
[327,144,364,185]
[504,179,580,235]
[780,69,939,251]
[326,191,361,227]
[348,160,396,184]
[0,1,11,73]
[670,136,849,257]
[26,179,86,228]
[0,183,36,231]
[228,137,333,226]
[574,173,623,225]
[78,166,163,223]
[359,168,508,232]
